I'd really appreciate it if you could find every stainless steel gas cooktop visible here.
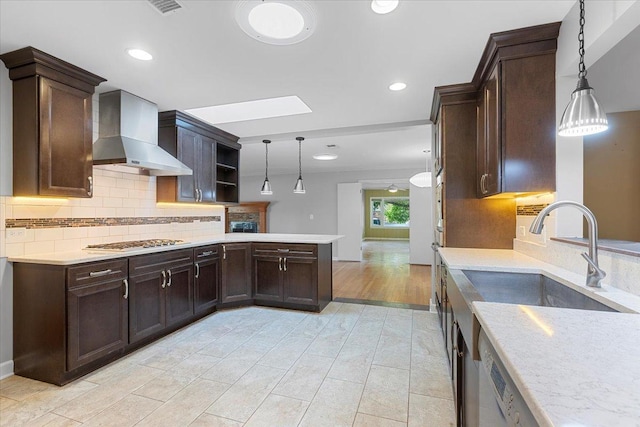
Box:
[84,239,186,252]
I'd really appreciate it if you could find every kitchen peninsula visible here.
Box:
[9,233,341,386]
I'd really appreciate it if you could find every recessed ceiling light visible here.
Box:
[126,48,153,61]
[185,95,312,125]
[371,0,399,14]
[313,153,338,161]
[236,0,316,46]
[389,82,407,91]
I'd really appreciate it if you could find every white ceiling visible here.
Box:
[0,0,577,177]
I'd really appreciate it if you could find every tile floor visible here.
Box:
[0,302,455,426]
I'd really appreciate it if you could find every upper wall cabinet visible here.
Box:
[157,111,241,204]
[0,47,106,198]
[474,23,560,198]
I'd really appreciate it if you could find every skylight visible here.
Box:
[185,95,312,125]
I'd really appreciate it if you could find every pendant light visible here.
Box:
[558,0,608,137]
[293,136,306,194]
[260,139,273,195]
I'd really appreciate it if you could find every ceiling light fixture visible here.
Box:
[371,0,399,14]
[387,184,399,193]
[313,153,338,161]
[389,82,407,91]
[236,0,316,46]
[294,137,306,194]
[126,48,153,61]
[409,172,432,188]
[558,0,608,137]
[260,140,273,195]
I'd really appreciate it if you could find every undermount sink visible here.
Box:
[461,270,618,312]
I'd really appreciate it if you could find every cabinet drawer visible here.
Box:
[129,249,194,276]
[67,259,128,289]
[252,243,317,258]
[195,245,219,259]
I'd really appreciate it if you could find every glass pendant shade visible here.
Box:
[558,77,608,136]
[260,139,273,195]
[293,136,305,194]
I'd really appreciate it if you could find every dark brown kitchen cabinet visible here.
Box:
[128,249,194,343]
[194,245,220,314]
[253,243,331,311]
[0,47,105,198]
[157,110,240,204]
[475,23,559,198]
[13,258,127,385]
[220,243,252,306]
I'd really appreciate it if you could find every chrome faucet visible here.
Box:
[529,201,606,288]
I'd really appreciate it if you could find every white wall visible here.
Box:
[409,183,432,265]
[240,168,422,236]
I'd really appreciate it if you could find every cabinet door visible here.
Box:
[66,277,128,371]
[479,65,501,197]
[199,134,216,202]
[165,263,194,326]
[176,127,199,202]
[283,256,317,305]
[194,256,220,314]
[39,77,93,198]
[129,270,166,343]
[221,244,252,304]
[254,255,283,301]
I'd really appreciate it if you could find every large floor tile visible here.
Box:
[244,394,309,427]
[410,366,453,400]
[298,378,364,427]
[358,365,410,422]
[372,334,412,370]
[327,345,376,384]
[132,373,193,401]
[189,413,243,426]
[0,376,55,401]
[257,336,314,370]
[272,354,334,401]
[23,412,81,426]
[205,365,287,422]
[82,394,162,427]
[408,393,455,427]
[167,353,223,380]
[353,413,407,427]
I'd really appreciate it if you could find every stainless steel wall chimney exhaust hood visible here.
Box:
[93,90,193,176]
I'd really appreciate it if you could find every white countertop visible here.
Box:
[474,302,640,427]
[8,233,343,265]
[440,247,640,426]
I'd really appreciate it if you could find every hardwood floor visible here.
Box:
[333,240,431,307]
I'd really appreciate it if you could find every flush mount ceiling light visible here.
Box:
[389,82,407,91]
[293,137,306,194]
[409,172,432,188]
[260,139,273,195]
[387,184,399,193]
[371,0,399,14]
[313,153,338,161]
[558,0,608,137]
[236,0,316,46]
[126,48,153,61]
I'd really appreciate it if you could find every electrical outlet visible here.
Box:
[6,228,27,242]
[309,214,314,220]
[518,226,526,237]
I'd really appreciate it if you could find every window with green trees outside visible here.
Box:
[371,197,410,228]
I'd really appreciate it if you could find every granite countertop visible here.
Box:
[439,247,640,426]
[8,233,343,265]
[474,302,640,427]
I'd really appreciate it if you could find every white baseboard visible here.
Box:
[0,360,14,380]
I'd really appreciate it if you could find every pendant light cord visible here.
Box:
[578,0,586,78]
[264,141,269,180]
[298,139,302,179]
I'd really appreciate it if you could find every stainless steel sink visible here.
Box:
[461,270,618,312]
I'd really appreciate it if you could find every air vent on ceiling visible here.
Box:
[148,0,182,15]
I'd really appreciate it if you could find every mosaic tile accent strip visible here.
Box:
[517,204,549,216]
[6,216,221,229]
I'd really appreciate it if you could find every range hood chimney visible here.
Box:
[93,90,192,176]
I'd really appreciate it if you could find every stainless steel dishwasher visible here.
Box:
[477,328,538,426]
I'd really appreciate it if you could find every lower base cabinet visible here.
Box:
[194,245,220,314]
[220,243,252,305]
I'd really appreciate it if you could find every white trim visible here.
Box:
[0,360,14,380]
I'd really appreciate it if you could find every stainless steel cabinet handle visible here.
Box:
[279,257,282,271]
[284,257,287,272]
[161,270,166,288]
[195,263,200,279]
[223,245,226,260]
[197,188,203,202]
[89,269,112,277]
[480,173,487,194]
[167,269,172,287]
[88,176,93,196]
[123,279,129,299]
[201,250,213,257]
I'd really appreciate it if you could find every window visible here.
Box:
[371,197,410,228]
